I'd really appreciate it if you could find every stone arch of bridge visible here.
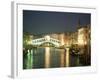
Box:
[39,41,58,47]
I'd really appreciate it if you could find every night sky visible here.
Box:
[23,10,90,35]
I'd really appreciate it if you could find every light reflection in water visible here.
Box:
[45,47,70,68]
[45,47,50,68]
[66,48,70,67]
[27,49,33,69]
[24,47,71,69]
[60,50,65,67]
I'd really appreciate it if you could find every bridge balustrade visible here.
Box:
[32,37,61,47]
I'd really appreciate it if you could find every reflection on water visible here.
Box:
[50,48,62,68]
[25,50,33,69]
[66,48,69,67]
[23,47,84,69]
[45,47,50,68]
[60,50,64,67]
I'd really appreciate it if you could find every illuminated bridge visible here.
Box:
[32,36,61,47]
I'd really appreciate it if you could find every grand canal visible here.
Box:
[23,47,86,69]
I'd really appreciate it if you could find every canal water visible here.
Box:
[23,47,81,69]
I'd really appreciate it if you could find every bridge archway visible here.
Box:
[39,42,56,47]
[32,37,61,47]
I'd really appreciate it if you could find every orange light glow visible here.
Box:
[78,28,85,45]
[45,47,50,68]
[60,34,64,45]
